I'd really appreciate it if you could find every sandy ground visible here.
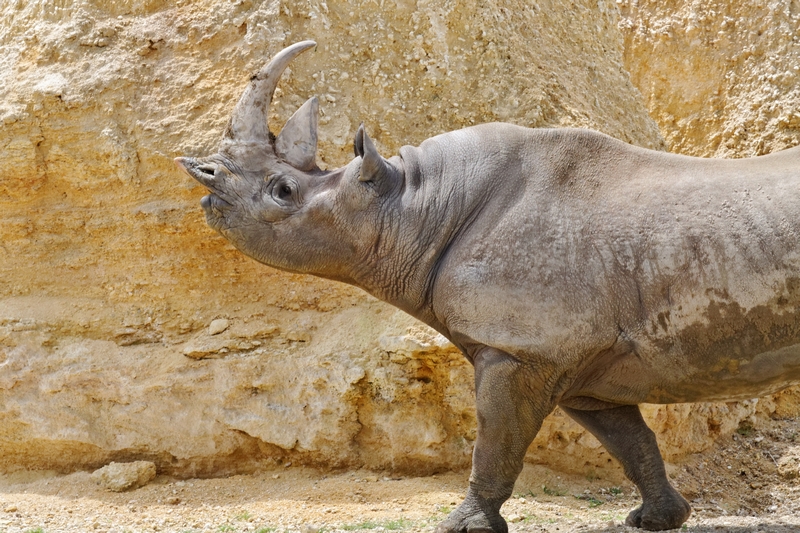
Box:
[4,416,800,533]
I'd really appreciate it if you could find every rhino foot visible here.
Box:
[625,488,691,531]
[434,499,508,533]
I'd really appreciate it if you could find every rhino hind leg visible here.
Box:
[560,404,691,531]
[436,348,555,533]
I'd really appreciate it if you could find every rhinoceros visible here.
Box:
[176,41,800,532]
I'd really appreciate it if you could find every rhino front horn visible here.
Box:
[223,40,317,144]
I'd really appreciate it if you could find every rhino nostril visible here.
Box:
[198,164,216,176]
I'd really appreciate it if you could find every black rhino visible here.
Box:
[176,41,800,531]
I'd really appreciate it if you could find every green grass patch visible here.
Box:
[385,519,413,530]
[519,515,557,525]
[342,520,380,530]
[574,494,604,508]
[342,518,414,531]
[736,420,755,436]
[435,504,452,515]
[541,485,567,496]
[585,470,601,482]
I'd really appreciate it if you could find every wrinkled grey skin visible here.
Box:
[176,41,800,532]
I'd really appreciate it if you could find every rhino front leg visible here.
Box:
[436,347,555,533]
[560,404,691,531]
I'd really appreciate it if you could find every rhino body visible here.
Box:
[177,41,800,532]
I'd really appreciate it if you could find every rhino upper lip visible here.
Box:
[180,159,233,205]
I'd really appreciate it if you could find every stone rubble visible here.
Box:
[0,0,798,480]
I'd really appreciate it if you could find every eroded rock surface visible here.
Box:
[619,0,800,157]
[1,0,798,477]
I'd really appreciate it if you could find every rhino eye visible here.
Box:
[278,184,292,199]
[270,177,298,205]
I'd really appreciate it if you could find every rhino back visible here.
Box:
[426,126,800,404]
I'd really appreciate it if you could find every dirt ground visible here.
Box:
[3,414,800,533]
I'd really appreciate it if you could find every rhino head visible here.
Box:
[176,41,402,284]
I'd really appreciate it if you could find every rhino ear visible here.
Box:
[354,124,395,192]
[275,96,319,171]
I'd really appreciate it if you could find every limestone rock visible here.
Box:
[181,335,260,359]
[0,0,798,479]
[208,319,230,336]
[777,448,800,480]
[91,461,157,492]
[619,0,800,157]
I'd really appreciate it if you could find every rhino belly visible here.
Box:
[564,339,800,407]
[644,342,800,403]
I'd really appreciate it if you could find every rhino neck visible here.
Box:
[350,128,501,337]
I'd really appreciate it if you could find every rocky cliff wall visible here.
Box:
[0,0,797,478]
[619,0,800,157]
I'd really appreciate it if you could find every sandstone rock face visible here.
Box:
[777,447,800,480]
[0,0,797,478]
[619,0,800,157]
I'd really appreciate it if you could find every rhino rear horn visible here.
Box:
[223,40,317,144]
[275,97,319,171]
[354,124,396,192]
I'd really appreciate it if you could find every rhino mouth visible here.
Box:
[200,193,231,210]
